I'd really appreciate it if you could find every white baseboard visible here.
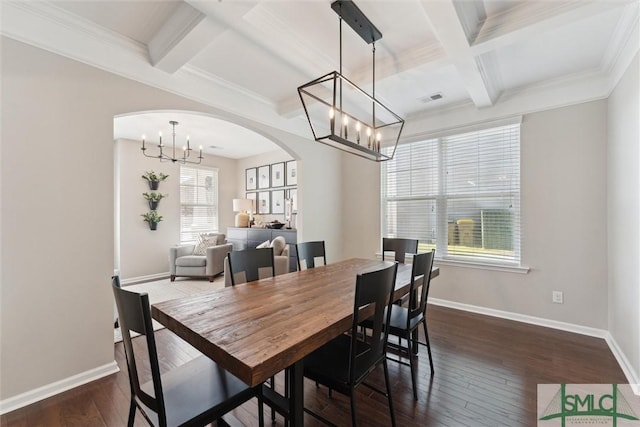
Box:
[604,332,640,394]
[429,298,607,338]
[429,298,640,388]
[121,271,170,286]
[0,361,120,415]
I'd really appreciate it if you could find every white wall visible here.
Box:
[342,100,610,329]
[0,37,342,403]
[607,52,640,384]
[116,138,238,281]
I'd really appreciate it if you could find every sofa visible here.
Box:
[170,233,233,282]
[224,236,290,287]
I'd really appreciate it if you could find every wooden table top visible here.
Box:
[152,258,439,387]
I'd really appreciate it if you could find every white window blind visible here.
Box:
[382,123,521,265]
[180,166,218,242]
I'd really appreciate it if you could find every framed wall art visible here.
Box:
[257,191,271,214]
[287,188,298,212]
[286,160,297,186]
[258,165,270,189]
[271,162,285,187]
[245,192,257,212]
[271,189,285,214]
[246,168,257,191]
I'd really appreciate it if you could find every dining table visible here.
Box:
[152,257,439,426]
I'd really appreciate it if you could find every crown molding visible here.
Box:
[406,69,609,136]
[473,1,628,55]
[0,0,306,139]
[601,2,640,93]
[1,1,147,57]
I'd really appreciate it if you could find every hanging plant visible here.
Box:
[142,171,169,190]
[141,211,163,231]
[143,192,167,210]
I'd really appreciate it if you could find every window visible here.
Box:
[382,122,521,265]
[180,166,218,242]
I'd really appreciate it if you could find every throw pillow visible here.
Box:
[192,235,219,256]
[256,240,270,249]
[270,236,286,256]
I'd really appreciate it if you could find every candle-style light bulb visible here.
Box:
[142,134,146,150]
[329,108,335,135]
[199,145,203,158]
[366,127,372,148]
[355,122,361,144]
[343,116,349,140]
[376,132,382,152]
[158,131,163,147]
[186,135,191,150]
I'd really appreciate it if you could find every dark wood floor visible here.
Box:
[2,305,627,426]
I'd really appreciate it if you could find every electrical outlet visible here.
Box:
[552,291,564,304]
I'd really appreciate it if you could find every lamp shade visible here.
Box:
[233,198,253,212]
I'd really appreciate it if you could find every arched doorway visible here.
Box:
[113,110,299,284]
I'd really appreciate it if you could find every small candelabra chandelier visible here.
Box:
[141,120,203,164]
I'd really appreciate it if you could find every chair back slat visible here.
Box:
[228,247,275,285]
[350,263,398,384]
[112,276,166,422]
[382,238,418,264]
[407,251,435,324]
[296,241,327,270]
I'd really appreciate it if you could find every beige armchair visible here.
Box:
[224,238,290,287]
[170,233,232,282]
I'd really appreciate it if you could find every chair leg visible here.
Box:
[407,332,418,400]
[170,275,176,282]
[350,391,358,427]
[270,376,276,423]
[127,399,136,427]
[422,318,434,375]
[258,390,265,427]
[208,276,214,282]
[383,359,397,427]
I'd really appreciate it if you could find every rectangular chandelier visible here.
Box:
[297,0,404,162]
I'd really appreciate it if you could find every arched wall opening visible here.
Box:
[114,109,301,283]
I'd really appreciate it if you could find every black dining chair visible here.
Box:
[226,248,287,425]
[386,250,436,400]
[227,247,276,286]
[382,237,418,263]
[295,241,327,270]
[111,276,264,427]
[383,237,419,305]
[303,263,398,427]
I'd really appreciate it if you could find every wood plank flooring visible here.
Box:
[1,305,627,426]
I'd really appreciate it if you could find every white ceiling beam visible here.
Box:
[420,0,497,108]
[148,2,225,74]
[277,43,448,117]
[471,0,631,55]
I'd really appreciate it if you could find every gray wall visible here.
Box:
[0,37,342,401]
[2,35,638,407]
[607,52,639,384]
[342,100,610,329]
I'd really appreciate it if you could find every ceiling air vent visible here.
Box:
[420,92,444,103]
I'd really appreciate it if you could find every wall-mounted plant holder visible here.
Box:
[142,171,168,190]
[143,192,166,211]
[142,211,163,231]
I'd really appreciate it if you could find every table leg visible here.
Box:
[287,360,304,426]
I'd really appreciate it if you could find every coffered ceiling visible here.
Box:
[2,0,638,158]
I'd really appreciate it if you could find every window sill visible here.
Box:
[435,258,530,274]
[375,253,530,274]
